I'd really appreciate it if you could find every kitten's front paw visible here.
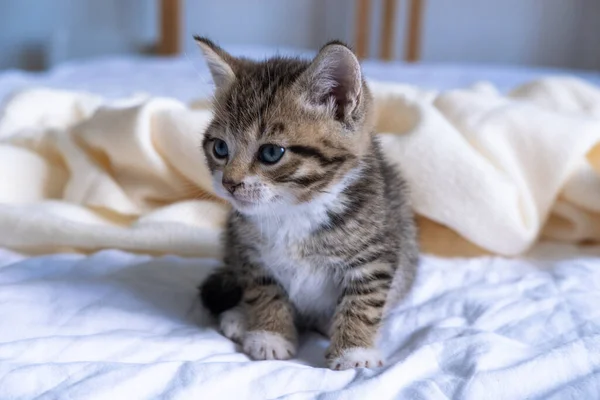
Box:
[219,307,246,343]
[327,347,384,370]
[243,331,296,360]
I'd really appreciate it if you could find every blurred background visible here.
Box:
[1,0,599,72]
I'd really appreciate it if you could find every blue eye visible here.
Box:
[259,144,285,164]
[213,139,229,159]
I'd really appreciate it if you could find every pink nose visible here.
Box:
[222,179,243,194]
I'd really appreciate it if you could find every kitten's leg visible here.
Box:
[199,266,247,342]
[326,262,394,370]
[219,305,246,343]
[241,272,297,361]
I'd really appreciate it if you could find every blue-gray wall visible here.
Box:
[1,0,599,71]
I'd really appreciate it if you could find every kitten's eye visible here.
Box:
[259,144,285,164]
[213,139,229,159]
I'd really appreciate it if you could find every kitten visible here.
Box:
[196,37,418,370]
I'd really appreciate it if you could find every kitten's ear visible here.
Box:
[194,36,236,90]
[299,42,362,123]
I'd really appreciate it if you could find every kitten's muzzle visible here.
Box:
[222,179,244,194]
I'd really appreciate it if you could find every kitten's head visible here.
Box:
[197,37,374,215]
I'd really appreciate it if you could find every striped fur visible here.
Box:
[196,38,418,370]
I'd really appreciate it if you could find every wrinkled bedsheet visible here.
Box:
[1,246,598,399]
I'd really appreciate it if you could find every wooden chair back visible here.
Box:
[355,0,424,61]
[157,0,425,61]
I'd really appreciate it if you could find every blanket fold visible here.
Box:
[1,78,599,257]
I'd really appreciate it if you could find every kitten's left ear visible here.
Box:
[194,36,237,90]
[299,42,362,123]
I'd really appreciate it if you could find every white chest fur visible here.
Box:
[245,170,364,324]
[251,210,341,322]
[247,201,345,323]
[268,254,340,322]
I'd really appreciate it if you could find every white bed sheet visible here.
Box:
[2,47,600,399]
[1,245,599,399]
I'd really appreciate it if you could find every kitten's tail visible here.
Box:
[198,267,243,316]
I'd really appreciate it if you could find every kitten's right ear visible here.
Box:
[298,42,362,124]
[194,36,236,90]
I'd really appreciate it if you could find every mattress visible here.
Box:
[1,47,600,399]
[2,44,600,104]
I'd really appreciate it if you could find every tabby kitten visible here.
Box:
[196,37,418,370]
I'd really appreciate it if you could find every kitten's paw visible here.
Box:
[328,347,384,370]
[219,307,246,343]
[243,331,296,360]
